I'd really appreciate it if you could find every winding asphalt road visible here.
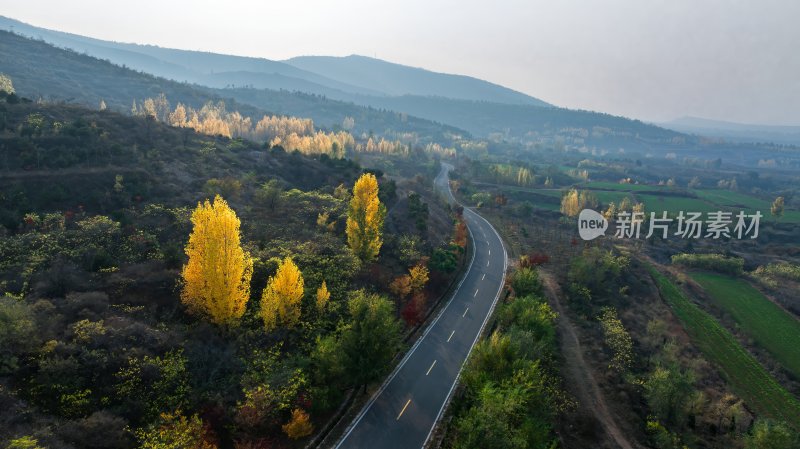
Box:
[334,163,508,449]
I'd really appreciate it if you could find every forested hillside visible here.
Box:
[0,86,465,448]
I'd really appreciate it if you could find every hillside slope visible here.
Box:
[0,89,466,448]
[285,54,547,105]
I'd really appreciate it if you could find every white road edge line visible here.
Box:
[334,173,478,448]
[421,206,509,449]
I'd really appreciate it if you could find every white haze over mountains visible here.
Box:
[2,0,799,126]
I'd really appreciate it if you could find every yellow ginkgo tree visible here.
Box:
[181,195,252,326]
[261,257,305,330]
[346,173,386,262]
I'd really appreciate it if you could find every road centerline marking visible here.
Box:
[447,330,455,342]
[487,260,490,266]
[463,307,469,317]
[336,166,510,449]
[396,399,412,420]
[426,360,437,376]
[474,289,479,297]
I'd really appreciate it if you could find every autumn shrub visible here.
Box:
[389,275,412,299]
[598,307,634,373]
[567,247,629,301]
[519,252,550,268]
[511,267,541,297]
[136,410,216,449]
[282,408,314,439]
[234,385,282,433]
[671,253,743,276]
[752,262,800,287]
[6,436,44,449]
[401,292,426,326]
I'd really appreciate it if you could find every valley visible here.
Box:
[1,9,799,449]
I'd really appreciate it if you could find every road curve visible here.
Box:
[334,163,508,449]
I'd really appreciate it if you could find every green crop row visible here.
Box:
[647,265,800,428]
[690,272,800,379]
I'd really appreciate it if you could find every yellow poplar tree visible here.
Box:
[560,189,580,217]
[261,257,305,330]
[315,281,330,312]
[181,195,252,326]
[346,173,386,262]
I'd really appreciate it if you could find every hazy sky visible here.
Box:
[4,0,799,125]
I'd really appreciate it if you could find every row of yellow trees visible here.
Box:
[560,188,646,219]
[180,173,385,327]
[133,93,455,158]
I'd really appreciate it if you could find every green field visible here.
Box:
[647,266,800,428]
[690,272,800,379]
[591,190,632,206]
[582,181,670,192]
[637,194,719,215]
[494,184,800,222]
[693,189,769,210]
[693,189,800,222]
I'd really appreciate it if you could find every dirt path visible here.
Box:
[540,271,638,449]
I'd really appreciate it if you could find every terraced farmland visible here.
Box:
[648,266,800,428]
[690,272,800,379]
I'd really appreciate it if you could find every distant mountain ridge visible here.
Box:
[0,15,547,106]
[1,15,688,148]
[661,116,800,145]
[285,55,548,106]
